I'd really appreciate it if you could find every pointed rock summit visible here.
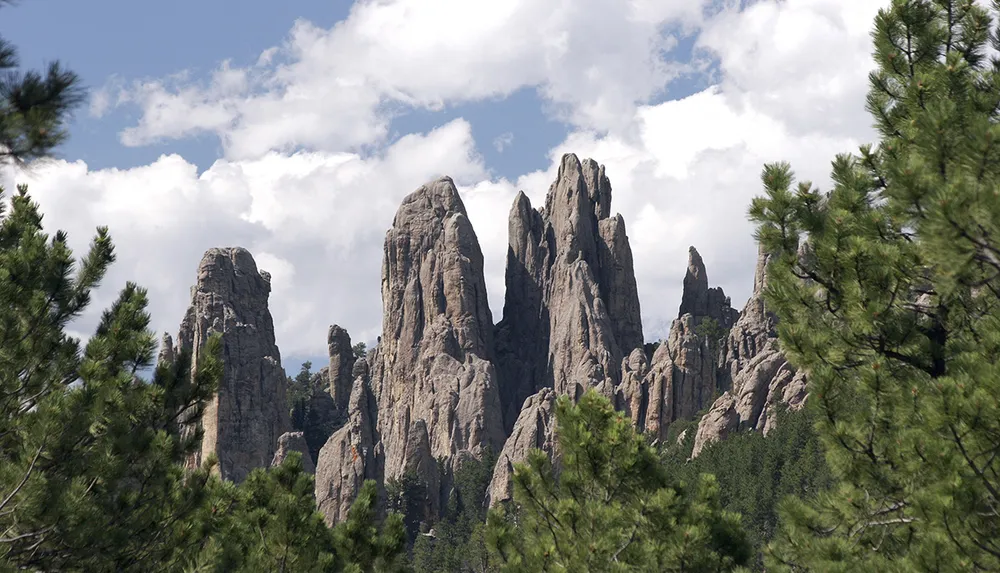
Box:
[691,245,807,457]
[316,176,505,524]
[615,246,738,440]
[495,154,643,430]
[166,247,291,483]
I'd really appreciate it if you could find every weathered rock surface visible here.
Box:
[327,325,356,412]
[315,177,507,525]
[315,376,380,525]
[620,247,738,440]
[372,177,505,485]
[271,431,316,473]
[168,247,290,483]
[495,154,643,430]
[487,388,557,507]
[690,246,808,457]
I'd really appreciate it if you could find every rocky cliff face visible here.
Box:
[486,388,557,507]
[616,247,738,441]
[495,154,643,430]
[327,325,356,412]
[315,177,506,524]
[173,153,812,523]
[271,431,316,473]
[167,247,291,483]
[690,246,808,457]
[316,375,380,525]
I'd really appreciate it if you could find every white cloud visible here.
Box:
[16,0,892,360]
[11,119,498,357]
[105,0,711,160]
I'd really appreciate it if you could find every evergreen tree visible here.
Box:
[334,480,409,573]
[0,1,84,165]
[185,457,407,573]
[485,390,752,572]
[289,360,314,431]
[660,408,833,569]
[750,0,1000,569]
[0,185,223,570]
[413,451,498,573]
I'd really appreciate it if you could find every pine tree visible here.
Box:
[750,0,1000,569]
[0,185,223,570]
[0,1,84,166]
[485,390,752,572]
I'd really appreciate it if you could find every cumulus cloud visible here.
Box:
[15,0,891,359]
[10,119,508,357]
[103,0,710,160]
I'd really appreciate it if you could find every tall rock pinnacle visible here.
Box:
[691,245,807,457]
[168,247,290,483]
[618,246,739,440]
[495,154,643,430]
[317,176,506,524]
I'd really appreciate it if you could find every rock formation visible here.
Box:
[690,246,808,457]
[495,154,643,430]
[618,247,738,440]
[295,367,340,465]
[271,431,316,473]
[372,176,505,492]
[487,388,557,507]
[327,325,356,412]
[316,176,506,524]
[167,247,291,483]
[316,376,380,525]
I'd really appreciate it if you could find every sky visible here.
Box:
[0,0,884,375]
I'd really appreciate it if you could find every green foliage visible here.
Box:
[413,450,499,573]
[187,459,407,573]
[0,186,409,572]
[289,361,314,430]
[352,342,367,359]
[334,480,410,573]
[386,471,430,543]
[187,453,338,572]
[0,3,84,166]
[749,1,1000,569]
[486,391,752,572]
[0,185,222,570]
[661,408,833,568]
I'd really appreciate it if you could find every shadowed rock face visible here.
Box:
[327,325,356,412]
[691,245,808,458]
[617,246,739,441]
[316,177,505,524]
[495,154,643,431]
[168,247,290,483]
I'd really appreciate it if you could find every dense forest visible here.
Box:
[2,0,1000,570]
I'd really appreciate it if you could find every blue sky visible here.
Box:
[2,0,884,375]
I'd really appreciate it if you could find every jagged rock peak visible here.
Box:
[315,376,380,525]
[158,332,175,367]
[327,324,356,412]
[691,245,808,457]
[314,175,507,526]
[495,154,642,430]
[487,388,558,507]
[169,247,290,483]
[381,176,496,360]
[679,246,709,317]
